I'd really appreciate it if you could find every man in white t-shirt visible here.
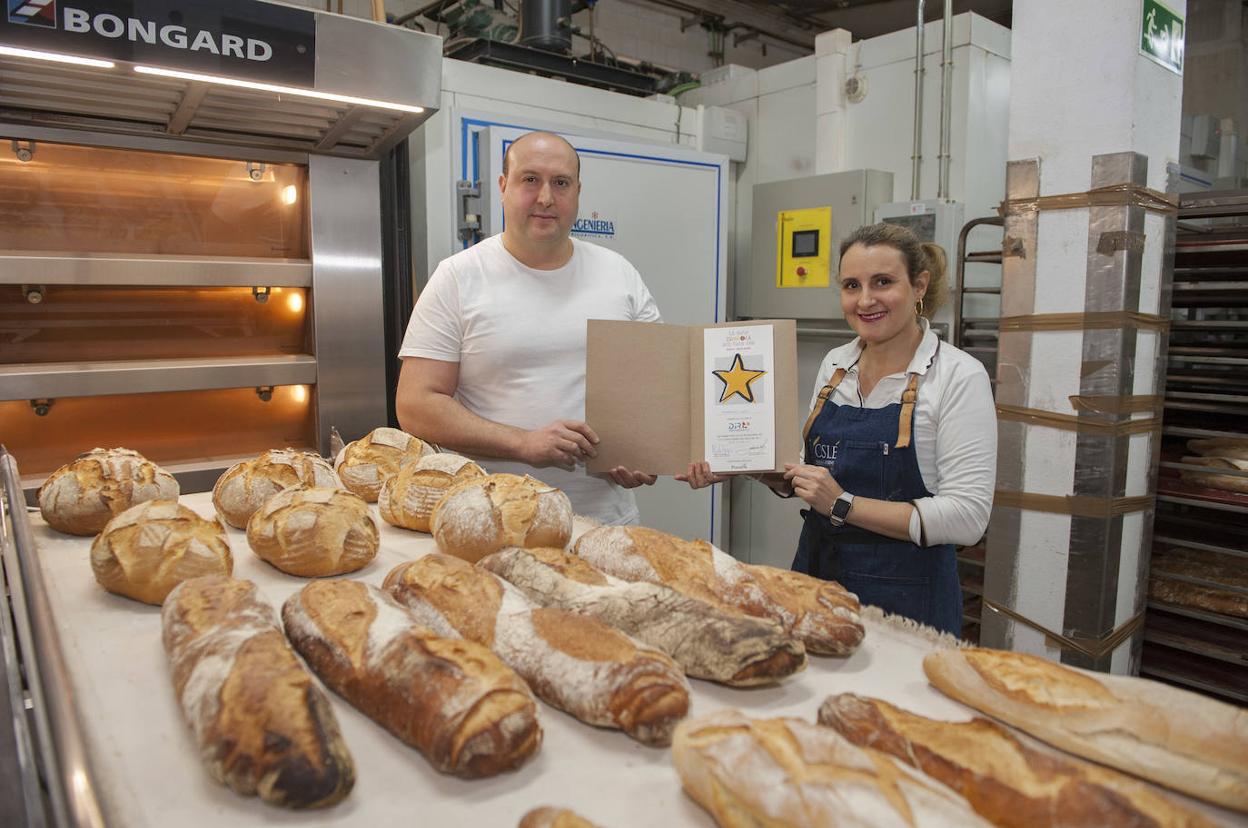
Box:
[396,131,661,524]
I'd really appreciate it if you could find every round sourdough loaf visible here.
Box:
[212,448,339,529]
[39,447,179,536]
[246,486,379,577]
[431,473,572,563]
[91,500,232,604]
[333,427,435,502]
[379,453,486,532]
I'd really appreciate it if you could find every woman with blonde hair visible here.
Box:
[681,223,997,635]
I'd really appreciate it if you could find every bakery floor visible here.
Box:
[31,491,1246,826]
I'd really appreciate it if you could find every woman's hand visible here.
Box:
[676,462,728,490]
[783,463,845,515]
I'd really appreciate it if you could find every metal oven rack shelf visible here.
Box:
[1144,189,1248,705]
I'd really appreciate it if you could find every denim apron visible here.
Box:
[791,351,962,636]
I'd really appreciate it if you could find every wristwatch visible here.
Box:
[827,492,855,528]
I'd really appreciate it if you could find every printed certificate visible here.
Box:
[703,324,776,472]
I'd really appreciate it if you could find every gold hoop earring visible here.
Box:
[915,298,925,318]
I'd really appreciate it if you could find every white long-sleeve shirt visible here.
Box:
[804,319,997,547]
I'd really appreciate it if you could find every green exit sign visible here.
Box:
[1141,0,1184,75]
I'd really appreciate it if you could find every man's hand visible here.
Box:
[783,463,844,514]
[606,467,657,488]
[676,461,730,490]
[518,420,599,471]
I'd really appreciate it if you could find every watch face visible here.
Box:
[831,497,852,519]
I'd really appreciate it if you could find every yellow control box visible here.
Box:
[776,206,831,288]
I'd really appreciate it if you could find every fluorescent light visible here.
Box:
[0,46,115,69]
[133,65,424,114]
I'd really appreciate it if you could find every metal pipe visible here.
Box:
[911,0,926,200]
[938,0,953,199]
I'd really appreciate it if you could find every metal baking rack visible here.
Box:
[1143,189,1248,704]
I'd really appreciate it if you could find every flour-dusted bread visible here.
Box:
[245,486,378,577]
[432,473,572,563]
[91,500,231,605]
[212,448,339,529]
[1186,437,1248,461]
[480,545,806,687]
[379,453,486,532]
[1179,455,1248,494]
[38,447,179,536]
[282,579,541,778]
[518,807,599,828]
[923,647,1248,811]
[574,525,864,656]
[673,709,991,828]
[161,576,355,809]
[1148,545,1247,619]
[384,554,690,746]
[817,693,1213,828]
[333,427,435,502]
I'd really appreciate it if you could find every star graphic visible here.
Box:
[713,353,767,403]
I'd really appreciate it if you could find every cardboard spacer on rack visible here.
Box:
[997,182,1180,217]
[1068,394,1163,415]
[1096,230,1147,256]
[993,489,1154,518]
[997,310,1170,333]
[995,404,1162,437]
[982,598,1145,660]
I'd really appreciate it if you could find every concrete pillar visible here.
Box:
[983,0,1183,674]
[815,28,853,175]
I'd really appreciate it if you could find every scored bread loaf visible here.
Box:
[282,579,542,778]
[574,525,864,655]
[212,448,339,529]
[817,693,1213,828]
[518,807,600,828]
[91,500,232,605]
[672,709,991,828]
[334,427,434,502]
[432,473,572,563]
[384,554,690,746]
[39,447,179,536]
[161,576,354,809]
[479,545,806,687]
[246,486,378,577]
[923,647,1248,811]
[379,453,486,532]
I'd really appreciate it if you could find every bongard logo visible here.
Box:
[8,0,57,28]
[60,6,274,61]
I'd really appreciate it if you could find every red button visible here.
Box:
[796,266,807,276]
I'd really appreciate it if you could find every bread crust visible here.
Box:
[160,576,355,809]
[246,486,378,577]
[431,473,572,562]
[39,447,179,536]
[518,807,599,828]
[378,453,485,532]
[282,579,541,778]
[333,427,434,502]
[212,449,339,529]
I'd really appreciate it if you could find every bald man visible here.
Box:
[396,131,661,525]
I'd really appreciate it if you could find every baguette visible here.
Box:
[923,647,1248,811]
[574,525,864,655]
[478,545,806,687]
[672,709,991,827]
[282,579,541,778]
[384,554,690,746]
[161,576,354,808]
[818,692,1214,827]
[518,807,599,828]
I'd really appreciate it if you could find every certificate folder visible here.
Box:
[585,319,799,476]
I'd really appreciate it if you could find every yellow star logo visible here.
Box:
[713,353,767,403]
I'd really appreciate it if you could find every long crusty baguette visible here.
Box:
[383,554,690,746]
[478,546,805,687]
[924,648,1248,812]
[672,709,992,827]
[281,579,541,778]
[161,576,354,808]
[574,525,864,655]
[818,693,1214,827]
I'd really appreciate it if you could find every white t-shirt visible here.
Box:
[399,234,662,524]
[805,319,997,547]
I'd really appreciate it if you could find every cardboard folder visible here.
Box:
[585,319,799,476]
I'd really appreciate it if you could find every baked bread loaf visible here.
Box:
[518,807,599,828]
[384,554,690,746]
[379,453,486,532]
[923,647,1248,811]
[672,709,991,827]
[38,447,178,536]
[282,579,541,778]
[574,525,864,655]
[161,576,354,809]
[479,545,806,687]
[246,486,378,577]
[334,427,434,502]
[91,500,232,604]
[1148,545,1247,619]
[212,448,339,529]
[817,692,1213,827]
[1187,437,1248,461]
[1179,455,1248,494]
[432,473,572,562]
